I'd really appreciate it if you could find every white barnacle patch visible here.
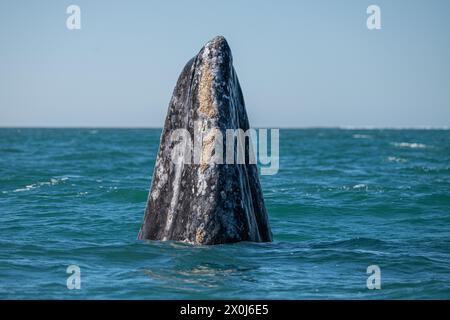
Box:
[195,228,206,244]
[151,159,168,201]
[199,127,221,173]
[198,47,218,118]
[197,39,229,120]
[197,176,208,197]
[162,163,183,237]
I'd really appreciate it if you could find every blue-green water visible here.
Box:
[0,128,449,299]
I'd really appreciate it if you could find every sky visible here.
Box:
[0,0,449,128]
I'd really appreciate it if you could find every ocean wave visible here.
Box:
[99,187,148,203]
[404,166,450,174]
[13,185,37,192]
[51,150,134,161]
[0,147,23,153]
[12,176,70,193]
[352,183,367,190]
[339,126,450,130]
[311,237,389,249]
[387,156,407,163]
[352,134,371,139]
[339,184,369,191]
[392,142,427,149]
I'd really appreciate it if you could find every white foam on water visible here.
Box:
[392,142,427,149]
[387,156,407,163]
[13,185,36,192]
[12,176,70,193]
[339,125,450,130]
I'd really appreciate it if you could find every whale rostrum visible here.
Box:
[138,36,272,244]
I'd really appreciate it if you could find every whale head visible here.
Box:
[138,36,272,244]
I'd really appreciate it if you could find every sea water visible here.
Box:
[0,128,449,299]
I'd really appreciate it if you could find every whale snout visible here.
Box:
[201,35,233,68]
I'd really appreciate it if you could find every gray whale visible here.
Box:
[138,36,272,244]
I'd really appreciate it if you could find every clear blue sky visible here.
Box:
[1,0,449,127]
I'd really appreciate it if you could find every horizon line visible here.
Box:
[0,125,449,130]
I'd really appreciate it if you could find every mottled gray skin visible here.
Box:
[138,36,272,244]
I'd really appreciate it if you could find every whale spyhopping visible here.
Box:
[138,36,272,244]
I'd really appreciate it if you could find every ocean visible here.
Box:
[0,128,449,299]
